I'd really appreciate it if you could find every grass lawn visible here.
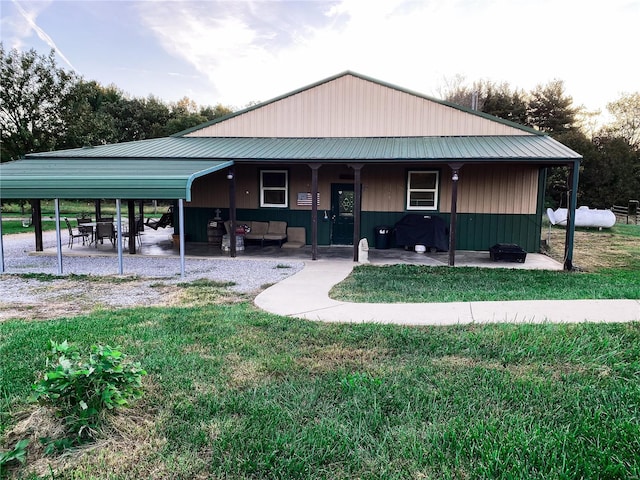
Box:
[331,223,640,303]
[1,295,639,479]
[1,220,639,478]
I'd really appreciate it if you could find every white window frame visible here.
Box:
[260,170,289,208]
[406,170,439,210]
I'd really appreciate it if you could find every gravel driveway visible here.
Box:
[1,231,303,320]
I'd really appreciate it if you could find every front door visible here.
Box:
[331,183,354,245]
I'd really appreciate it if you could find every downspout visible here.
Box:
[564,160,580,270]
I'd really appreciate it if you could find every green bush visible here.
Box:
[31,341,146,440]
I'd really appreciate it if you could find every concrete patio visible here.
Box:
[34,225,563,270]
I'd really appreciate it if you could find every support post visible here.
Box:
[349,163,364,262]
[116,199,124,275]
[179,198,185,279]
[310,164,321,261]
[127,200,136,254]
[448,163,463,267]
[0,207,5,273]
[54,199,63,275]
[228,168,237,258]
[564,160,580,270]
[32,199,43,251]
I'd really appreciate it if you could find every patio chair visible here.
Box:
[64,217,89,248]
[145,206,174,230]
[120,216,143,248]
[282,227,306,249]
[95,221,115,247]
[77,217,94,244]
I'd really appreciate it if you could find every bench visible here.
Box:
[225,221,288,247]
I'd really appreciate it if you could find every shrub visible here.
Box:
[31,340,146,441]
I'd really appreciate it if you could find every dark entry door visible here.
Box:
[331,183,354,245]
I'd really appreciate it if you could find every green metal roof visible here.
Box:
[1,135,580,200]
[24,135,581,162]
[0,158,233,200]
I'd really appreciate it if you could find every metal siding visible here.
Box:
[185,75,533,138]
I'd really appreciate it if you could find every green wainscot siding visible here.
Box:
[184,207,542,252]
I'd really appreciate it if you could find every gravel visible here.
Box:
[0,230,304,320]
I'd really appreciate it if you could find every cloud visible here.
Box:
[136,0,639,112]
[8,0,76,71]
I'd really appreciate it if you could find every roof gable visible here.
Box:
[183,71,537,138]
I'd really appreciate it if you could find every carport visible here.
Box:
[0,156,233,277]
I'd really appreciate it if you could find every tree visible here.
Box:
[58,80,122,148]
[1,45,78,161]
[527,79,579,134]
[604,92,640,149]
[482,83,529,125]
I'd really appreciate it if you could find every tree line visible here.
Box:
[439,76,639,209]
[2,45,638,208]
[0,45,232,162]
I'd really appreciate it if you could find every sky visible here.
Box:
[1,0,639,119]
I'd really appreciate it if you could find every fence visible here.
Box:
[612,200,639,224]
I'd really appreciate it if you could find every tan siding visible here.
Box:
[186,74,530,138]
[455,165,538,214]
[188,163,538,215]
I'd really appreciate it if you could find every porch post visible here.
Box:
[54,198,63,275]
[349,163,364,262]
[228,168,237,258]
[32,199,43,251]
[564,160,580,270]
[95,200,102,220]
[127,200,136,254]
[309,164,321,261]
[448,163,463,267]
[116,199,124,275]
[178,198,185,279]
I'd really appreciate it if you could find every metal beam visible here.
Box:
[564,160,580,270]
[54,199,63,275]
[179,198,185,279]
[116,199,124,275]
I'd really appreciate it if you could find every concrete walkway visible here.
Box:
[254,260,640,325]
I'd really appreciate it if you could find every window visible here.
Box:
[407,170,439,210]
[260,170,288,207]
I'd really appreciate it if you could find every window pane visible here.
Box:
[263,190,286,205]
[410,172,436,189]
[409,191,435,207]
[262,172,286,188]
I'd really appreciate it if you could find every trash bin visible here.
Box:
[374,226,391,249]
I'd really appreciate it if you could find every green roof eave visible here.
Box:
[0,158,233,200]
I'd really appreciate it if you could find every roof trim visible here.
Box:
[174,70,542,137]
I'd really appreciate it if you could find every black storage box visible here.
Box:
[489,243,527,263]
